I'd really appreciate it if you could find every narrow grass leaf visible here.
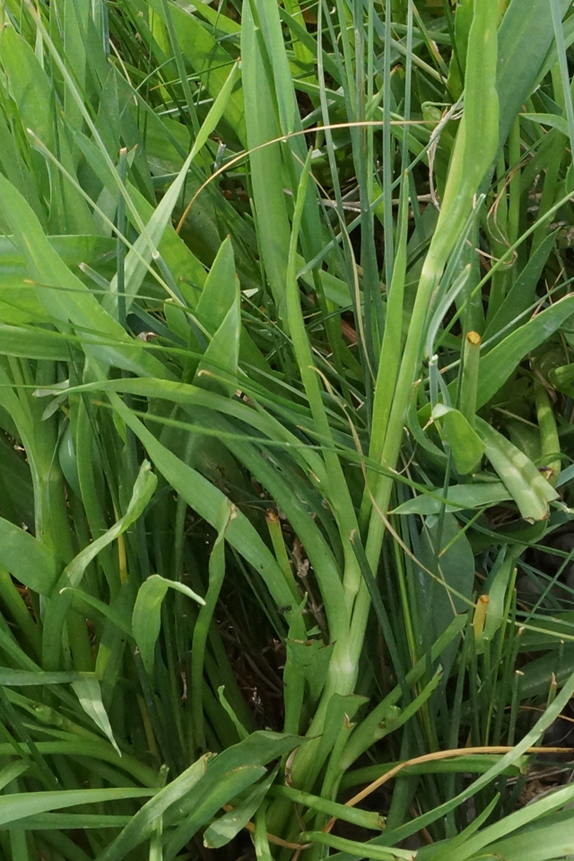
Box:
[105,61,240,317]
[480,806,574,861]
[42,462,158,668]
[0,788,155,829]
[437,783,574,861]
[108,394,304,626]
[147,0,246,143]
[0,325,72,361]
[241,0,291,312]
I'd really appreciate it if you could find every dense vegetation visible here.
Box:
[1,0,574,858]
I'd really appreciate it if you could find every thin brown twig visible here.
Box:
[175,119,438,235]
[322,745,573,834]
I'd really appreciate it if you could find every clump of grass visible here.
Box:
[0,0,573,859]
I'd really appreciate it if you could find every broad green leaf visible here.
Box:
[0,669,89,686]
[483,809,574,860]
[342,756,526,789]
[167,767,267,857]
[379,671,574,846]
[196,292,241,391]
[481,552,518,645]
[285,639,334,704]
[339,617,467,771]
[432,404,486,475]
[132,574,205,674]
[57,376,326,484]
[519,612,574,650]
[203,768,278,849]
[165,732,303,858]
[300,831,412,859]
[195,236,238,332]
[0,324,72,361]
[0,761,29,792]
[550,361,574,393]
[521,112,569,136]
[11,812,132,830]
[497,0,572,152]
[436,784,574,861]
[476,295,574,408]
[0,235,115,325]
[93,755,209,861]
[482,232,557,342]
[476,417,558,522]
[0,23,94,234]
[191,499,233,748]
[98,732,301,861]
[270,783,385,833]
[418,514,475,669]
[61,588,132,636]
[0,740,156,786]
[60,462,157,591]
[0,516,59,596]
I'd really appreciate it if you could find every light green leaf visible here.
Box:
[0,324,72,361]
[521,112,569,136]
[108,394,301,623]
[195,236,238,331]
[132,574,205,674]
[62,462,158,590]
[98,732,301,861]
[42,461,158,669]
[432,404,486,475]
[0,669,88,686]
[71,676,121,756]
[196,291,241,391]
[0,788,155,829]
[481,807,574,861]
[437,785,574,861]
[148,0,245,143]
[0,517,59,596]
[476,417,558,522]
[419,514,475,670]
[241,1,291,311]
[481,551,518,645]
[391,482,512,515]
[165,732,304,858]
[105,62,240,318]
[497,0,572,151]
[0,175,168,378]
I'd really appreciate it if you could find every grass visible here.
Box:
[0,0,574,858]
